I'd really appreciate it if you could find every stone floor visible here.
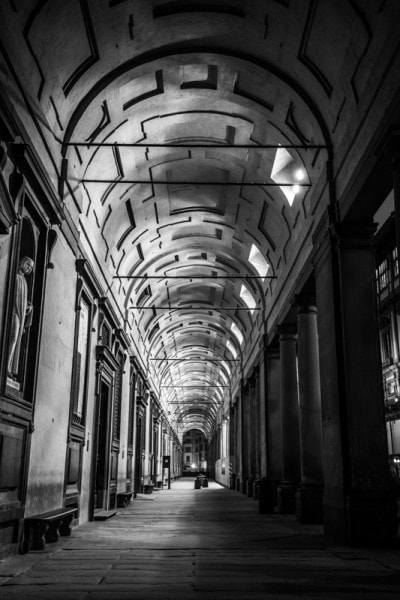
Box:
[1,478,400,599]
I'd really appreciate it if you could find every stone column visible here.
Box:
[277,325,301,513]
[295,296,324,523]
[235,395,242,491]
[258,337,269,479]
[144,392,151,484]
[229,404,236,489]
[156,419,162,485]
[262,345,281,512]
[229,404,235,456]
[222,418,228,458]
[266,346,282,481]
[254,366,261,482]
[314,215,398,545]
[247,372,257,496]
[241,382,251,493]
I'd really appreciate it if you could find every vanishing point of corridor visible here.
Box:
[1,479,400,600]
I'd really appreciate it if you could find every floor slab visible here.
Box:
[1,478,400,599]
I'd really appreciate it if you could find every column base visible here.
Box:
[277,482,298,514]
[296,484,323,523]
[345,492,399,546]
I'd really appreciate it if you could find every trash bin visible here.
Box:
[202,478,208,487]
[194,478,201,489]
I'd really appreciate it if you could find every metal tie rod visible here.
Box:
[161,385,230,388]
[115,275,276,279]
[81,179,310,186]
[131,307,259,312]
[65,142,328,149]
[167,401,221,404]
[151,358,240,361]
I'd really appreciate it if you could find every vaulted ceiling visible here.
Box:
[1,0,397,438]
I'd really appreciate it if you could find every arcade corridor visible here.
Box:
[1,478,400,599]
[1,0,400,564]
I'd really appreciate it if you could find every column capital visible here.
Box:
[266,344,280,360]
[277,323,297,340]
[332,221,377,247]
[312,208,377,272]
[294,294,317,315]
[248,366,259,385]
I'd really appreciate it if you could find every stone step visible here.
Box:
[93,510,117,521]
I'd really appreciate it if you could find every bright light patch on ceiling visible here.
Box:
[271,146,293,178]
[282,186,297,206]
[295,168,306,181]
[240,284,256,313]
[219,370,228,385]
[221,360,231,375]
[226,339,238,359]
[248,244,269,278]
[231,322,244,346]
[271,146,300,207]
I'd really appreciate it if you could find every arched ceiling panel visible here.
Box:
[67,45,326,435]
[5,0,390,436]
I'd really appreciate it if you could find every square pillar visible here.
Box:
[314,216,398,545]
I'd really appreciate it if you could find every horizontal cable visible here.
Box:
[65,142,328,149]
[80,179,310,186]
[161,383,231,389]
[151,358,240,361]
[129,306,260,310]
[167,402,222,404]
[115,275,276,279]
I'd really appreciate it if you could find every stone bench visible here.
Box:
[22,507,77,552]
[117,491,133,507]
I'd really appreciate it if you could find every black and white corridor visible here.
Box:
[1,1,400,597]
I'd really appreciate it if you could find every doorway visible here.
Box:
[94,380,110,510]
[134,416,142,496]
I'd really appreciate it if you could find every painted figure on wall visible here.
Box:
[7,256,34,379]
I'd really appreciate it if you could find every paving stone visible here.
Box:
[0,478,399,599]
[0,593,87,600]
[3,576,103,586]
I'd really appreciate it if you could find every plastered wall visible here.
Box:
[25,233,76,515]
